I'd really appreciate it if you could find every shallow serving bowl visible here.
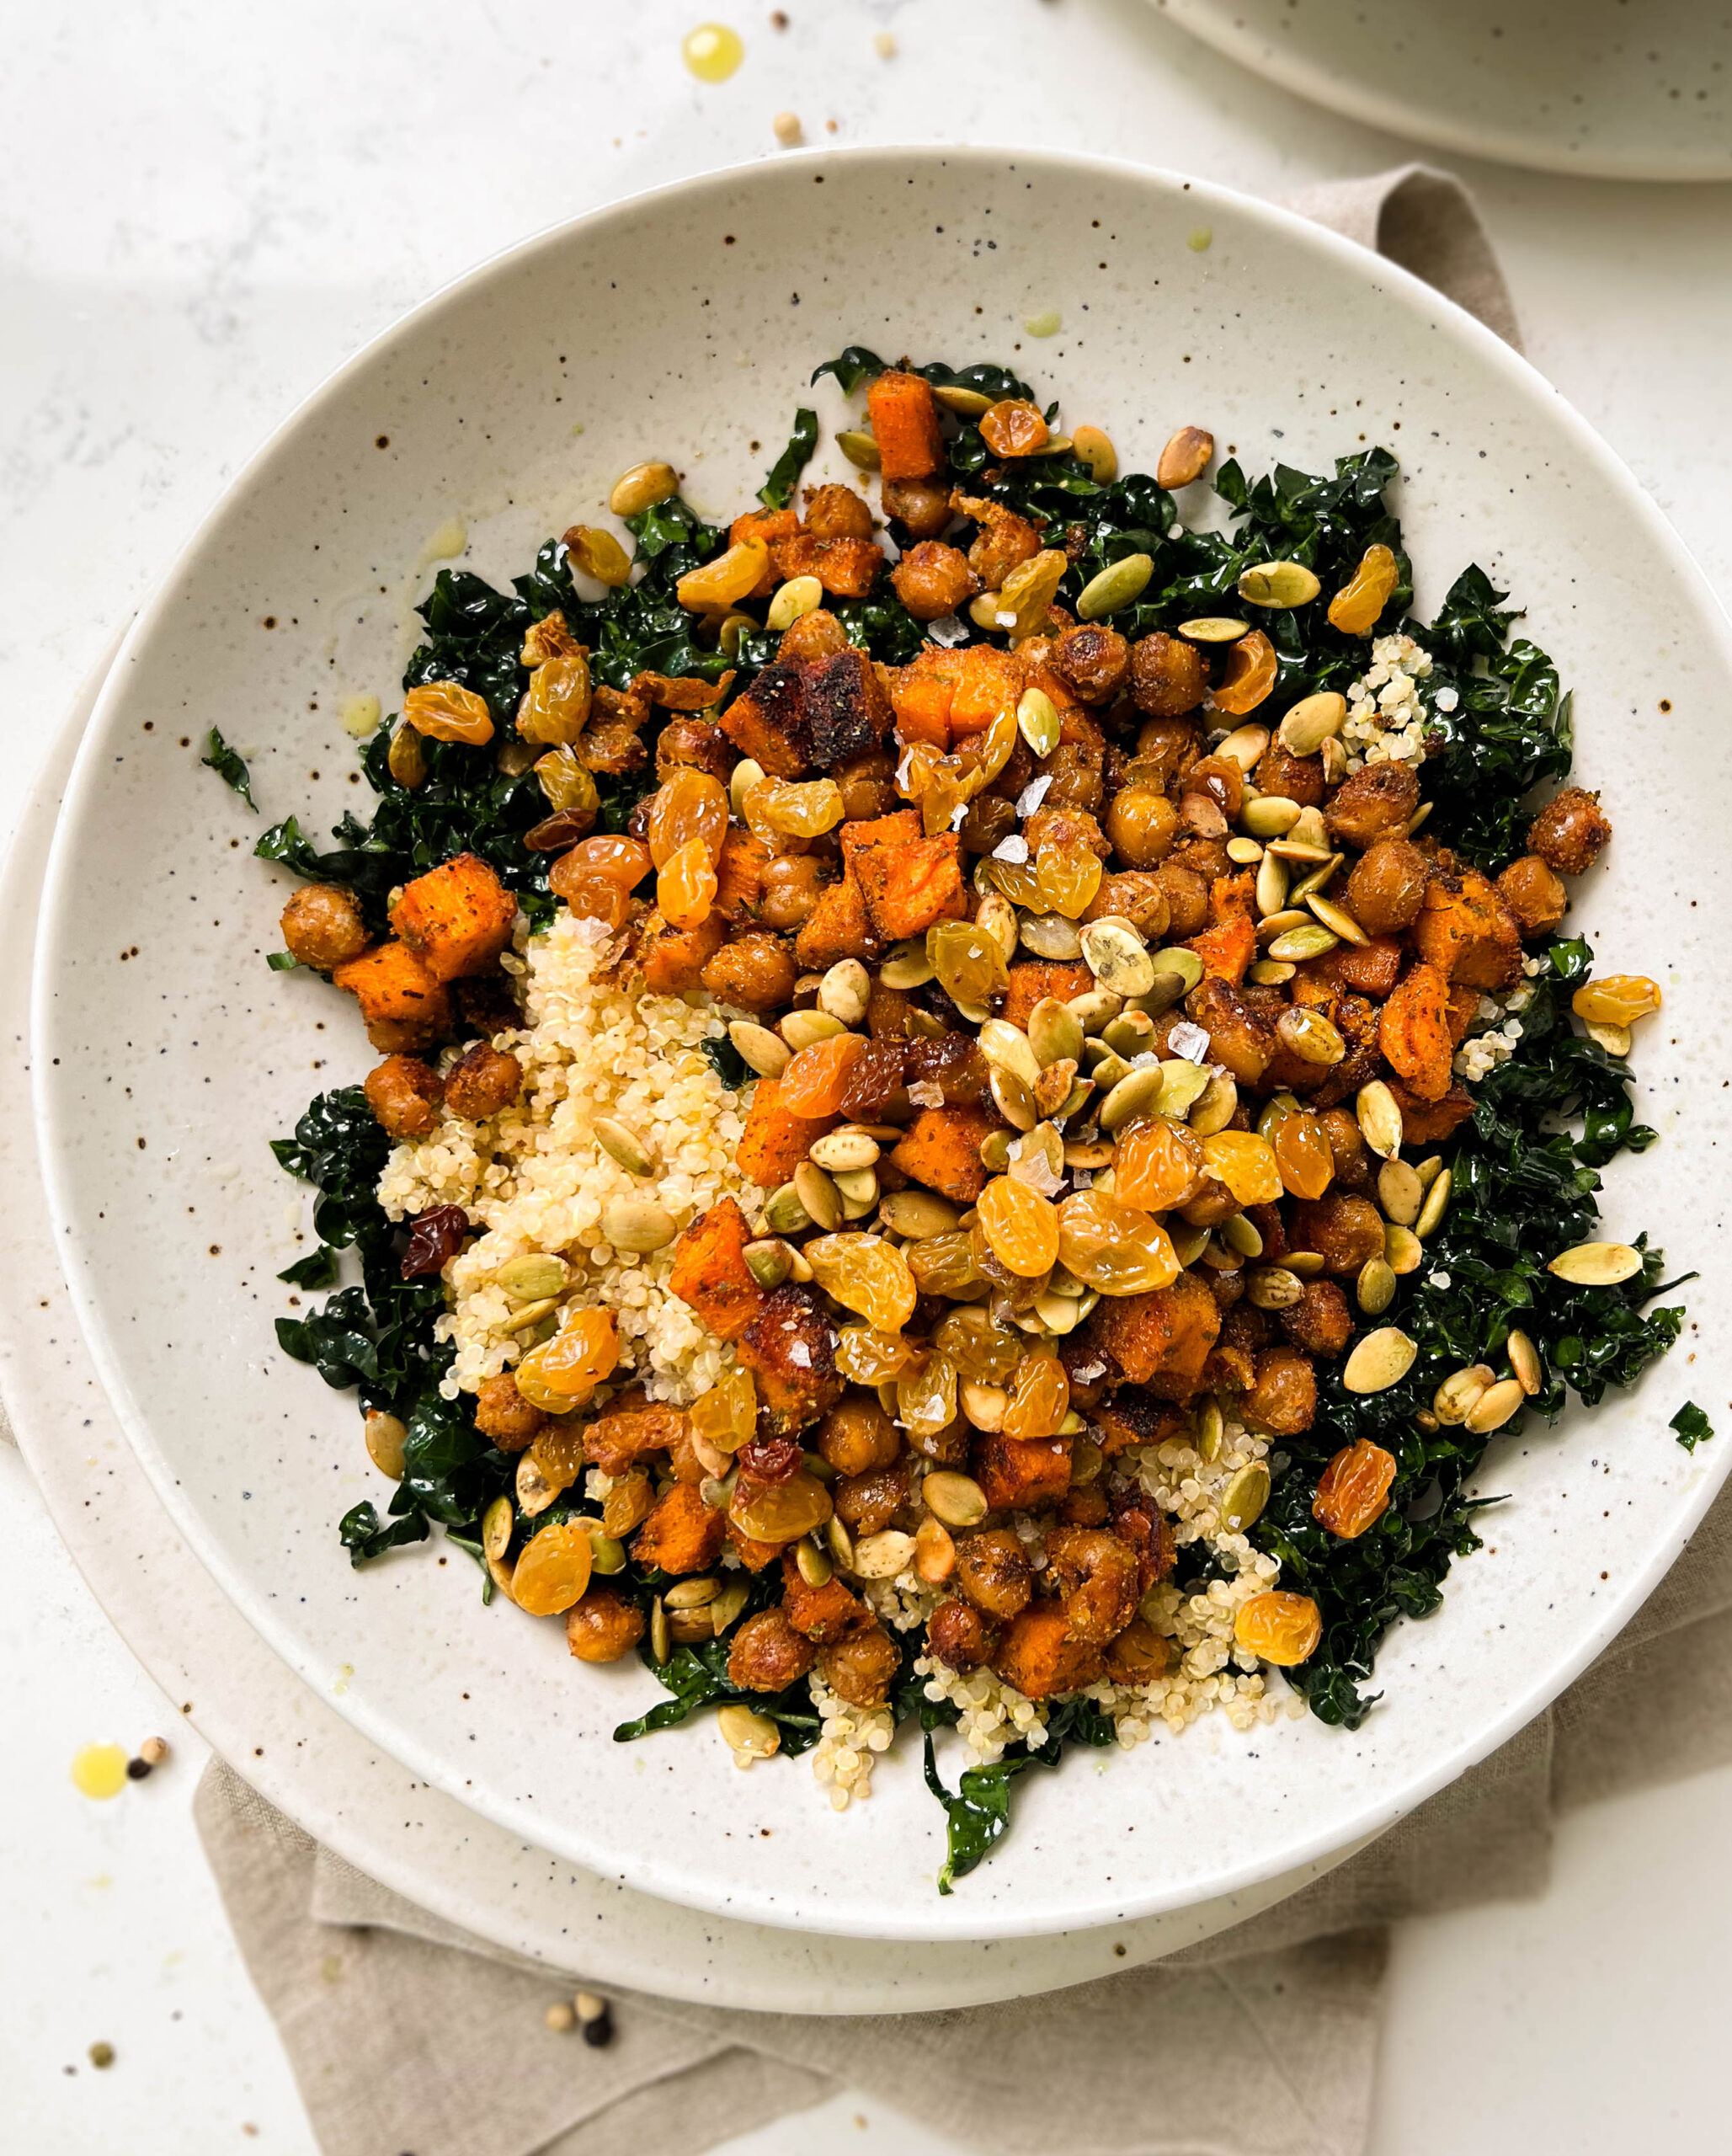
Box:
[34,147,1732,1941]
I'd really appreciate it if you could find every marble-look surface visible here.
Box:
[4,1,1731,2149]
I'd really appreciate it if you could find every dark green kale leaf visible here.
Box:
[1671,1403,1714,1453]
[810,346,887,395]
[201,727,257,809]
[921,1696,1116,1892]
[612,1632,822,1754]
[701,1033,750,1091]
[759,407,818,510]
[338,1501,430,1566]
[277,1246,339,1289]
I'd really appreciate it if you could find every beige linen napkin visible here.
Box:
[189,168,1726,2156]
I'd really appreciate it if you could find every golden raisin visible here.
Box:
[1571,975,1661,1027]
[977,1176,1062,1278]
[526,1420,588,1492]
[515,1309,619,1411]
[743,775,846,841]
[927,920,1010,1012]
[779,1033,867,1117]
[517,654,593,745]
[1002,1350,1069,1439]
[657,837,718,930]
[1055,1190,1180,1294]
[978,399,1050,458]
[1112,1116,1207,1212]
[676,536,770,612]
[547,867,632,928]
[1234,1591,1322,1666]
[1201,1131,1283,1207]
[933,1306,1024,1383]
[1036,844,1104,921]
[558,834,653,890]
[402,680,494,744]
[1311,1439,1398,1540]
[806,1234,919,1333]
[898,1349,961,1439]
[1327,544,1400,637]
[905,1231,984,1299]
[510,1521,594,1615]
[730,1472,833,1545]
[834,1326,919,1383]
[1270,1111,1335,1202]
[690,1367,756,1451]
[1207,631,1276,717]
[647,768,728,868]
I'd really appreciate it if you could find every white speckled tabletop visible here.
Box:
[4,3,1732,2150]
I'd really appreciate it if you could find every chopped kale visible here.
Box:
[201,726,257,809]
[759,407,818,510]
[922,1696,1116,1892]
[1672,1403,1715,1454]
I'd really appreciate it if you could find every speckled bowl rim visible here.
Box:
[33,145,1732,1940]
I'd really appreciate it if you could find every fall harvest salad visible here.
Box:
[231,347,1701,1889]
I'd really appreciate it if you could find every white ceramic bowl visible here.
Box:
[35,147,1732,1942]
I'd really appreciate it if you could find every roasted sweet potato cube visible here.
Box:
[890,1103,999,1203]
[737,1284,845,1435]
[838,1038,909,1119]
[735,1075,838,1191]
[388,853,517,983]
[781,1550,871,1641]
[842,811,967,941]
[991,1604,1103,1700]
[1444,981,1482,1044]
[1093,1392,1187,1458]
[1000,960,1094,1031]
[888,658,957,748]
[725,1518,784,1572]
[714,829,772,921]
[946,645,1023,739]
[1411,867,1522,990]
[1187,912,1256,985]
[802,647,894,765]
[331,940,454,1051]
[792,871,880,971]
[973,1433,1073,1513]
[866,978,911,1040]
[1379,960,1454,1102]
[637,907,727,994]
[866,367,946,481]
[1385,1077,1477,1144]
[630,1481,727,1576]
[1074,1273,1222,1398]
[718,660,813,777]
[668,1196,766,1343]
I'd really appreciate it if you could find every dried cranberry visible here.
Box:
[525,809,595,852]
[401,1203,469,1280]
[736,1435,802,1486]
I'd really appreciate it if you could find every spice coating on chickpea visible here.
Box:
[364,1054,445,1139]
[281,883,370,970]
[443,1043,524,1123]
[1527,786,1611,877]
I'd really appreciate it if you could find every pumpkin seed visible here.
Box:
[515,1450,560,1517]
[1308,893,1368,947]
[1284,1249,1326,1278]
[1288,804,1329,849]
[989,1065,1037,1132]
[781,1007,847,1051]
[1254,851,1292,918]
[1196,1399,1225,1463]
[826,1515,855,1568]
[1221,1211,1263,1258]
[809,1129,880,1173]
[1267,922,1339,963]
[764,1182,814,1235]
[968,590,1005,630]
[1076,552,1154,621]
[729,1019,790,1077]
[609,461,679,517]
[1189,1070,1239,1136]
[1385,1224,1422,1275]
[1342,1326,1418,1394]
[482,1488,514,1559]
[835,428,881,470]
[1035,433,1074,457]
[1177,616,1250,643]
[504,1297,560,1338]
[766,574,823,632]
[818,958,871,1026]
[1098,1063,1168,1132]
[1067,987,1124,1030]
[594,1116,658,1178]
[1026,996,1085,1069]
[1276,1007,1346,1065]
[1248,959,1295,986]
[1016,686,1062,756]
[709,1579,750,1634]
[727,755,767,819]
[588,1529,627,1575]
[498,1253,570,1303]
[1415,1154,1446,1189]
[960,1381,1008,1432]
[922,1471,989,1528]
[1079,916,1154,998]
[1170,1221,1211,1268]
[979,1018,1043,1089]
[1465,1377,1527,1435]
[1247,1266,1305,1310]
[977,892,1019,964]
[1289,853,1343,903]
[933,382,994,416]
[853,1529,916,1579]
[1507,1328,1542,1396]
[1070,424,1117,483]
[879,937,935,990]
[1142,1059,1204,1122]
[978,1128,1015,1173]
[1148,947,1204,995]
[1241,794,1303,841]
[1239,560,1322,609]
[834,1168,879,1213]
[794,1161,843,1231]
[879,1189,960,1238]
[1584,1017,1633,1057]
[1226,835,1264,866]
[1377,1159,1425,1226]
[648,1595,670,1662]
[1216,724,1271,771]
[1320,735,1348,785]
[1256,908,1312,942]
[387,720,429,788]
[743,1239,793,1289]
[1432,1364,1494,1425]
[663,1575,718,1611]
[1356,1256,1397,1315]
[1276,691,1347,755]
[1101,1011,1156,1059]
[1548,1240,1642,1286]
[717,1703,781,1759]
[1021,910,1084,961]
[1218,1460,1271,1534]
[600,1198,678,1252]
[364,1410,407,1480]
[1356,1080,1404,1161]
[1415,1166,1453,1240]
[795,1538,834,1588]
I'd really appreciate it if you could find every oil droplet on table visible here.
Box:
[1186,226,1214,253]
[1023,308,1062,338]
[72,1744,129,1800]
[338,693,381,739]
[683,23,743,82]
[417,518,468,569]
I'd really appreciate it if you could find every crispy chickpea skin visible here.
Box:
[727,1606,816,1692]
[817,1391,903,1478]
[565,1583,647,1663]
[473,1372,544,1451]
[1132,714,1205,789]
[835,1460,909,1536]
[280,883,370,970]
[881,475,953,540]
[1527,787,1611,877]
[776,607,850,664]
[818,1621,901,1708]
[1345,836,1431,934]
[802,483,875,542]
[757,854,829,930]
[1279,1278,1355,1358]
[891,542,978,622]
[1498,852,1569,936]
[953,1528,1033,1620]
[700,930,800,1014]
[443,1043,523,1122]
[364,1054,444,1139]
[1129,632,1210,718]
[927,1598,999,1673]
[1288,1193,1386,1276]
[1043,1527,1140,1643]
[1053,625,1131,706]
[655,713,733,782]
[1324,760,1420,850]
[957,494,1042,590]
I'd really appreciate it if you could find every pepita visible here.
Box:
[977,891,1019,964]
[979,1018,1043,1090]
[1276,691,1347,756]
[1148,947,1204,995]
[588,1529,626,1575]
[1341,1326,1418,1395]
[1284,1249,1326,1278]
[1016,686,1062,757]
[1071,424,1118,483]
[1584,1018,1633,1058]
[922,1471,989,1528]
[795,1538,834,1588]
[1067,987,1124,1031]
[649,1596,670,1663]
[1248,959,1295,986]
[1021,911,1084,961]
[794,1161,843,1231]
[1218,1460,1271,1534]
[1196,1398,1225,1463]
[834,1168,879,1212]
[1356,1080,1404,1161]
[809,1129,880,1173]
[1414,1167,1453,1240]
[729,1020,790,1077]
[1547,1240,1643,1286]
[852,1529,916,1579]
[1188,1070,1239,1136]
[1288,853,1343,903]
[1385,1224,1422,1275]
[766,574,823,632]
[1465,1377,1527,1435]
[879,1189,961,1238]
[1239,561,1322,609]
[498,1253,570,1303]
[1153,1065,1212,1126]
[600,1198,678,1252]
[594,1117,658,1177]
[1377,1159,1425,1227]
[1307,893,1368,947]
[609,460,679,517]
[1255,851,1292,917]
[515,1450,561,1516]
[1507,1328,1542,1396]
[836,429,881,470]
[1101,1011,1157,1059]
[960,1381,1009,1432]
[1220,1211,1264,1258]
[764,1182,815,1235]
[781,1007,847,1051]
[664,1576,719,1610]
[709,1579,750,1634]
[1266,922,1339,963]
[743,1239,794,1289]
[1098,1063,1168,1132]
[504,1297,560,1338]
[1169,1220,1211,1268]
[826,1515,855,1568]
[990,1065,1037,1132]
[818,958,871,1026]
[1079,916,1155,998]
[1027,996,1085,1069]
[717,1703,781,1759]
[1276,1006,1345,1067]
[1356,1256,1397,1315]
[364,1410,408,1480]
[728,756,767,820]
[879,938,936,990]
[1227,835,1265,866]
[1178,616,1250,643]
[1075,552,1154,621]
[978,1128,1015,1173]
[1247,1266,1305,1310]
[932,382,994,416]
[1242,794,1303,841]
[1216,723,1271,771]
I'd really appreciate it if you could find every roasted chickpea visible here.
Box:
[655,714,733,782]
[1023,804,1111,861]
[818,1621,901,1708]
[1104,1618,1170,1684]
[1324,760,1420,849]
[1252,739,1326,808]
[565,1583,647,1663]
[1279,1278,1355,1359]
[1041,739,1106,812]
[834,1460,909,1536]
[700,930,800,1014]
[817,1390,903,1478]
[959,792,1019,856]
[927,1598,999,1673]
[757,854,829,930]
[953,1528,1032,1620]
[891,541,978,621]
[1052,624,1131,706]
[1129,632,1210,718]
[881,475,954,540]
[727,1607,816,1692]
[1154,860,1210,938]
[280,883,369,970]
[1346,836,1431,935]
[802,483,875,542]
[473,1372,544,1450]
[1242,1347,1318,1436]
[1081,871,1170,941]
[1288,1193,1386,1275]
[1132,714,1205,788]
[1497,852,1568,937]
[1103,787,1179,869]
[363,1054,444,1139]
[776,607,850,664]
[443,1043,523,1122]
[834,746,899,823]
[1527,786,1611,877]
[1316,1107,1372,1193]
